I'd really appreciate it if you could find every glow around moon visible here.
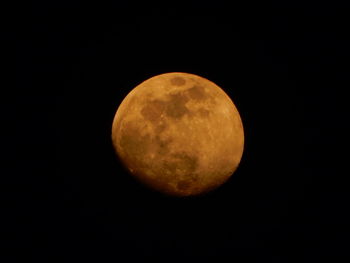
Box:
[111,72,244,197]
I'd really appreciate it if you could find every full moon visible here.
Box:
[111,72,244,197]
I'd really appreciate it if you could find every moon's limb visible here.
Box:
[112,72,244,196]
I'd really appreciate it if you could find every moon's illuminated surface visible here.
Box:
[111,72,244,196]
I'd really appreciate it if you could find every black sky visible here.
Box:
[6,1,347,262]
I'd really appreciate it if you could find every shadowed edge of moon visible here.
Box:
[119,120,204,195]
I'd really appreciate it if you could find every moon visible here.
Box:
[111,72,244,197]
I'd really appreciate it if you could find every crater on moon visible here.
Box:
[141,99,166,123]
[197,108,210,118]
[186,85,207,101]
[112,72,244,197]
[165,93,189,119]
[162,152,198,175]
[170,76,186,86]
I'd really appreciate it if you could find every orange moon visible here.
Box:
[111,72,244,196]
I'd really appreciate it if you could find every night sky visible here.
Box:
[7,1,346,262]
